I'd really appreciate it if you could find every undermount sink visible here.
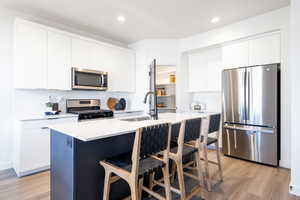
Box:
[119,116,151,122]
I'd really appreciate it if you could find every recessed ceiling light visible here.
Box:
[211,17,220,23]
[117,16,126,23]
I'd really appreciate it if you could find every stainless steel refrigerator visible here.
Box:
[222,64,280,166]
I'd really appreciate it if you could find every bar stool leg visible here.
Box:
[203,145,212,192]
[195,151,205,187]
[162,164,171,200]
[176,160,186,199]
[216,142,223,181]
[103,170,112,200]
[148,172,155,197]
[129,182,139,200]
[138,178,144,200]
[170,161,177,183]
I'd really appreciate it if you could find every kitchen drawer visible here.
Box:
[20,117,77,129]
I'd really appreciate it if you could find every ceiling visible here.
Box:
[0,0,290,44]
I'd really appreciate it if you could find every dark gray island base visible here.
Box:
[50,129,136,200]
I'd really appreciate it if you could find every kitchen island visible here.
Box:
[49,113,213,200]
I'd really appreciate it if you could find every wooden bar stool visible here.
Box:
[200,113,223,191]
[99,123,172,200]
[151,118,204,200]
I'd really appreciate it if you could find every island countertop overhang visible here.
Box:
[48,113,217,142]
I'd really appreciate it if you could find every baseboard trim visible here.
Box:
[0,161,12,171]
[290,183,300,196]
[16,165,50,177]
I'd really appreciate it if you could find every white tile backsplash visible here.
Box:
[191,92,222,112]
[13,89,134,118]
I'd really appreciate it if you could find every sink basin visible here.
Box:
[119,116,151,122]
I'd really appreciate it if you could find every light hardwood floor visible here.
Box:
[0,152,299,200]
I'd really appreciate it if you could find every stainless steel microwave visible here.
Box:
[71,68,108,91]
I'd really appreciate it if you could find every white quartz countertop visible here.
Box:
[113,109,144,114]
[49,112,218,142]
[17,113,79,121]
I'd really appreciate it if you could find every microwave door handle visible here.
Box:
[100,75,103,87]
[102,74,105,87]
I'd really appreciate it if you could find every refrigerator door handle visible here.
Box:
[224,125,275,134]
[246,69,251,122]
[244,69,248,122]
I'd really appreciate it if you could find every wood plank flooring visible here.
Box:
[0,152,299,200]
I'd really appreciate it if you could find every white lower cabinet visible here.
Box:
[13,117,77,177]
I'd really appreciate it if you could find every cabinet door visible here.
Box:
[71,38,92,67]
[222,41,249,69]
[90,43,112,72]
[16,117,78,176]
[113,49,135,92]
[100,47,135,92]
[188,48,222,92]
[20,127,50,172]
[14,22,47,89]
[47,31,72,90]
[249,34,281,66]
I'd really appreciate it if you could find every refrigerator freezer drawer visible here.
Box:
[222,125,278,166]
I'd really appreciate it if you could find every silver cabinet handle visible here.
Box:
[48,117,59,120]
[40,127,49,130]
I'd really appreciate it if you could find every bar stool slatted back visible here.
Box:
[140,124,170,159]
[184,118,202,142]
[201,113,223,192]
[157,118,204,200]
[100,123,172,200]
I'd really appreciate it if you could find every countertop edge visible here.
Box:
[17,114,79,122]
[48,113,217,142]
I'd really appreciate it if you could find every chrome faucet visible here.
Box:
[144,91,158,120]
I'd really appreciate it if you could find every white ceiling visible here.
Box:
[0,0,290,44]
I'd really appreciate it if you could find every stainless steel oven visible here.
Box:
[72,68,108,91]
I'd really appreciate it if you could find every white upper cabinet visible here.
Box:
[14,21,47,89]
[47,31,72,90]
[14,19,136,92]
[222,41,249,69]
[71,38,93,67]
[188,48,223,92]
[91,44,135,92]
[249,33,281,66]
[222,33,281,69]
[90,43,113,72]
[111,48,135,92]
[188,32,280,93]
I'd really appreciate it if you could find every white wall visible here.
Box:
[180,7,289,52]
[0,7,132,171]
[0,8,14,170]
[289,0,300,196]
[177,7,291,168]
